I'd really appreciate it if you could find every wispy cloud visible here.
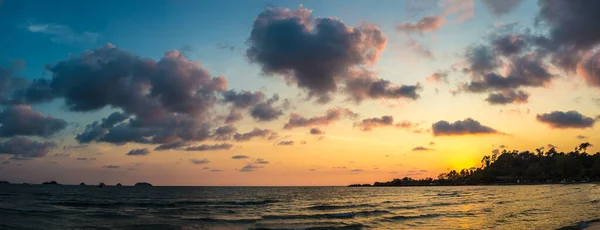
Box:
[26,22,100,44]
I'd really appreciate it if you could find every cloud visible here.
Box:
[249,94,285,122]
[406,39,435,59]
[76,157,96,161]
[412,146,434,151]
[0,136,57,158]
[212,125,237,141]
[154,141,189,151]
[357,116,394,131]
[547,144,558,149]
[492,34,527,56]
[396,15,445,33]
[222,90,265,109]
[440,0,475,22]
[345,70,422,103]
[485,90,529,105]
[426,71,449,83]
[231,155,249,159]
[233,128,278,142]
[246,6,387,103]
[126,148,150,156]
[210,169,223,172]
[429,141,435,145]
[277,141,294,146]
[576,135,588,140]
[190,159,210,165]
[255,158,269,164]
[54,153,70,157]
[184,143,233,151]
[536,111,596,129]
[0,63,29,104]
[481,0,523,16]
[310,128,324,135]
[26,23,100,43]
[492,149,500,155]
[0,105,67,137]
[284,108,357,129]
[350,169,364,173]
[239,164,263,172]
[12,44,228,147]
[432,118,500,136]
[102,165,120,169]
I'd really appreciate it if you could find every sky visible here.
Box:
[0,0,599,186]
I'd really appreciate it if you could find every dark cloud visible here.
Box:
[232,155,249,159]
[576,135,587,140]
[485,90,529,105]
[482,0,523,16]
[212,125,237,141]
[310,128,324,135]
[54,153,70,157]
[464,45,500,77]
[492,34,527,56]
[126,148,150,156]
[461,55,553,94]
[255,158,269,164]
[190,159,210,165]
[0,136,57,158]
[432,118,500,136]
[284,108,358,129]
[222,90,265,108]
[233,128,278,142]
[154,141,189,151]
[250,99,284,122]
[350,169,364,173]
[412,146,434,151]
[345,70,422,103]
[184,143,233,151]
[12,44,230,147]
[239,164,263,172]
[357,116,394,131]
[0,105,67,137]
[396,16,445,33]
[102,165,120,169]
[76,157,96,161]
[536,111,596,129]
[0,63,29,103]
[277,141,294,146]
[429,141,435,145]
[246,6,387,102]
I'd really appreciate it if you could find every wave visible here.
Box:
[383,213,442,221]
[262,210,390,220]
[50,199,279,208]
[184,217,260,224]
[307,203,375,210]
[251,224,367,230]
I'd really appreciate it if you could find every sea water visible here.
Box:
[0,184,598,229]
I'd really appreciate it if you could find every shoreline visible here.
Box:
[348,181,599,187]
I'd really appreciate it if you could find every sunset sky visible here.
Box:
[0,0,598,186]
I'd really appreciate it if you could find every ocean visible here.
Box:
[0,184,598,229]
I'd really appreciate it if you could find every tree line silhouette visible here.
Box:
[351,143,600,186]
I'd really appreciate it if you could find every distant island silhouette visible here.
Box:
[42,181,59,185]
[352,142,600,187]
[135,182,153,187]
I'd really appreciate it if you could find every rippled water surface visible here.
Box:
[1,184,599,229]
